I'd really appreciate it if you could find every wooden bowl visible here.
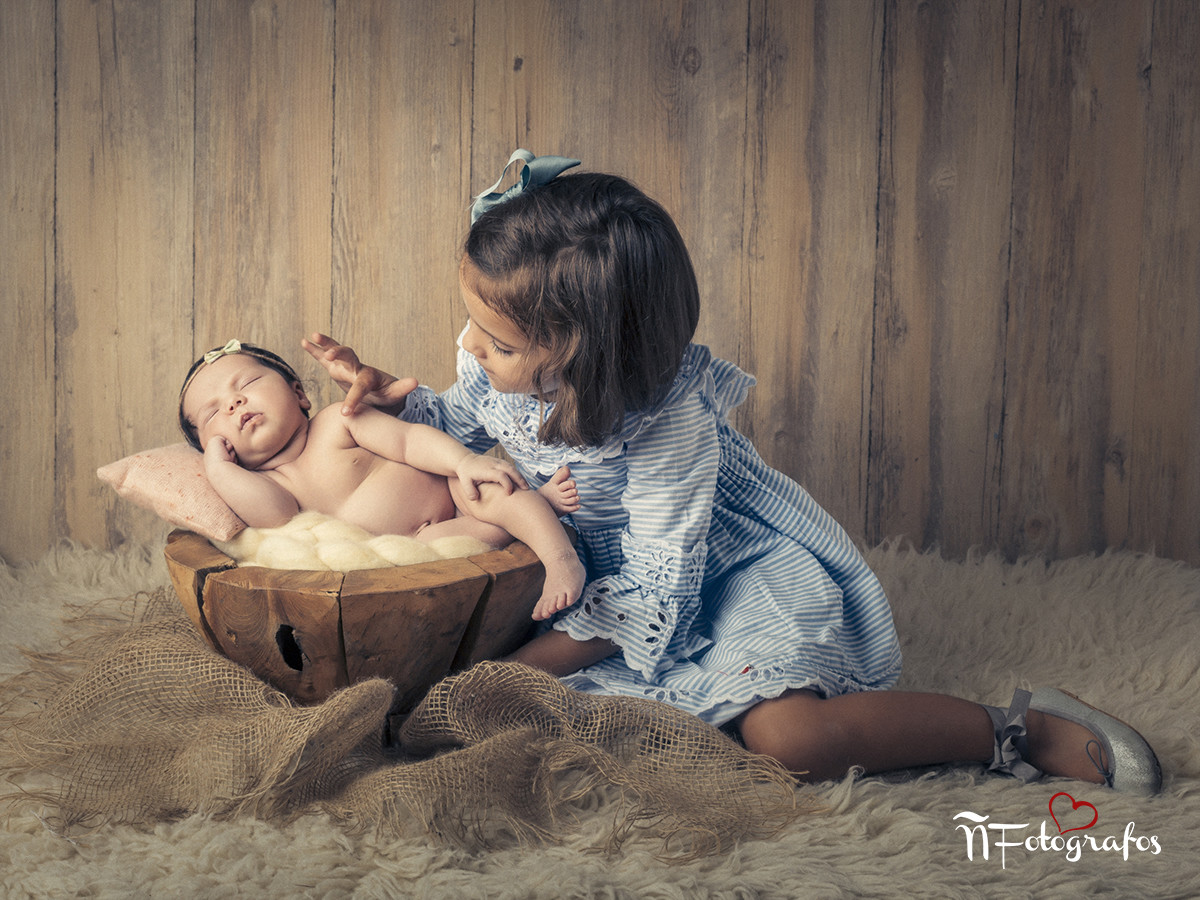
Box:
[164,529,544,708]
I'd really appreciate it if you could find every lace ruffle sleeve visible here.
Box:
[553,393,721,680]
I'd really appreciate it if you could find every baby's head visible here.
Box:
[179,341,311,467]
[464,172,700,447]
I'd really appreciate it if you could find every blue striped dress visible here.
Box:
[403,342,902,726]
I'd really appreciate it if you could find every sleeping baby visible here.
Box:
[178,340,585,620]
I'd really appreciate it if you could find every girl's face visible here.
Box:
[181,354,311,468]
[459,262,558,395]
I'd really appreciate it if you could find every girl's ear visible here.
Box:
[292,382,312,411]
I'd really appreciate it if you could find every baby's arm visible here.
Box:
[202,436,300,527]
[346,408,582,616]
[344,406,526,497]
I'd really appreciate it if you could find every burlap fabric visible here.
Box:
[1,588,809,859]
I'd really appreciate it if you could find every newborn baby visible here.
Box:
[178,340,584,620]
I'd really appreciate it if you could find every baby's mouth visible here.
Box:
[239,411,260,430]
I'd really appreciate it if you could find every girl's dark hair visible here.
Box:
[464,172,700,447]
[178,343,305,451]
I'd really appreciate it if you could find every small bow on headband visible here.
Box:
[204,339,243,365]
[470,149,581,223]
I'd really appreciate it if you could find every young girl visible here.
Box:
[179,340,585,619]
[304,152,1161,794]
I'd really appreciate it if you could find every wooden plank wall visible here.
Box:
[2,0,1198,567]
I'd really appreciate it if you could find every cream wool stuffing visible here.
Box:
[213,510,494,572]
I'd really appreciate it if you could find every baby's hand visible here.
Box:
[301,333,418,416]
[454,453,529,499]
[204,435,237,466]
[539,466,580,515]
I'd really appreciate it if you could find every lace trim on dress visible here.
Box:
[400,386,441,427]
[485,392,630,475]
[558,588,698,682]
[555,538,709,681]
[620,534,708,598]
[471,345,751,477]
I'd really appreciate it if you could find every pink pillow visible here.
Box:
[97,443,246,542]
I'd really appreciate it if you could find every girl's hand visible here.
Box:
[454,453,529,500]
[301,333,419,416]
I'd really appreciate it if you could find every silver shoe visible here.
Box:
[1029,687,1162,796]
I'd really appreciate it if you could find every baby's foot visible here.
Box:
[532,550,587,621]
[539,466,580,515]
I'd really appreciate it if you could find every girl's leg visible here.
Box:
[736,689,1107,784]
[504,628,619,676]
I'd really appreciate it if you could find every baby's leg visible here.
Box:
[414,513,512,548]
[538,466,580,515]
[449,479,586,620]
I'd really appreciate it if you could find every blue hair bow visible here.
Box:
[470,149,581,224]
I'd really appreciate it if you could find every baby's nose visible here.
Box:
[226,394,245,411]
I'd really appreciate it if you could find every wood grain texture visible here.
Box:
[193,0,333,370]
[2,1,1199,567]
[1001,0,1152,559]
[470,0,749,363]
[0,0,56,561]
[870,0,1017,556]
[163,529,237,649]
[341,561,487,712]
[203,565,346,703]
[1129,0,1200,565]
[741,0,884,536]
[453,541,543,668]
[54,0,194,550]
[329,0,473,405]
[163,530,551,705]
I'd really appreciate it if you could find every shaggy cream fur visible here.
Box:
[2,539,1198,899]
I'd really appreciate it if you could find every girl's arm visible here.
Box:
[301,333,417,416]
[344,405,526,497]
[305,333,498,455]
[203,437,300,527]
[512,396,721,679]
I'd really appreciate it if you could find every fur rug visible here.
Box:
[1,539,1198,899]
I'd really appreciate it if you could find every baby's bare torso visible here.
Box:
[262,406,457,536]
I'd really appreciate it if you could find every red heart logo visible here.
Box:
[1049,791,1099,834]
